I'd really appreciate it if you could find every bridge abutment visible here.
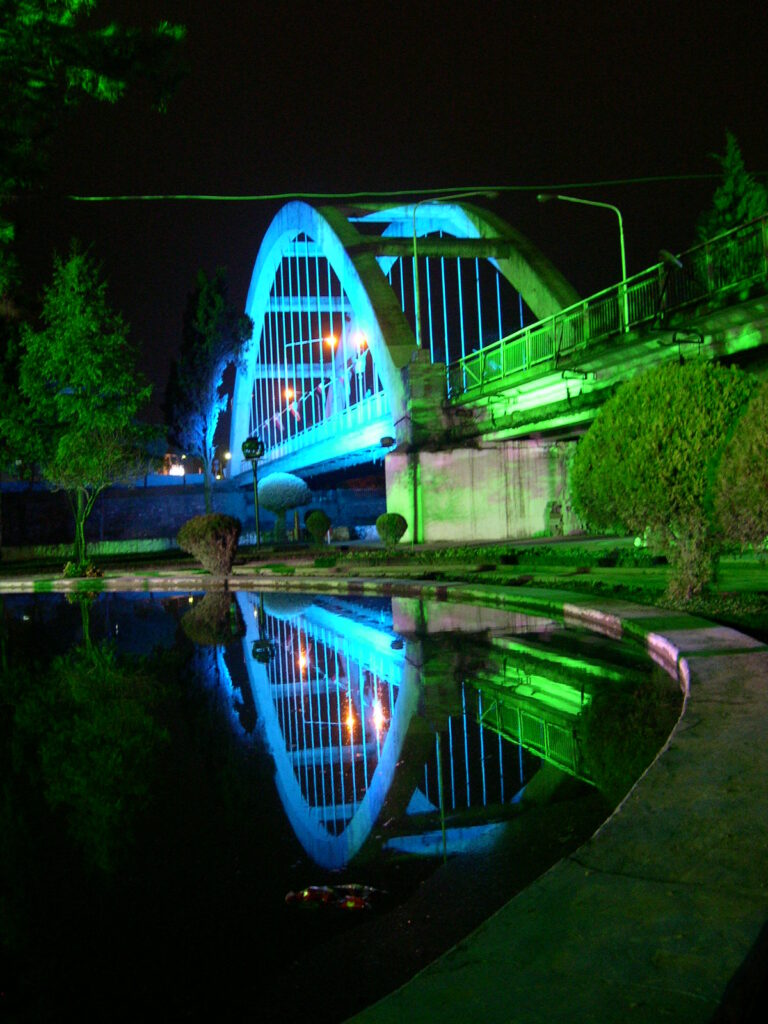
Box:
[385,437,581,544]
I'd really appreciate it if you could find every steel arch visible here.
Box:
[230,201,578,477]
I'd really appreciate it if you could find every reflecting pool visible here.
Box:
[0,590,680,1022]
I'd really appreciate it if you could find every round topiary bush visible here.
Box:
[376,512,408,548]
[177,513,242,575]
[258,472,311,540]
[305,509,331,545]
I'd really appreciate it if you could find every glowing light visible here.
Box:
[168,464,185,476]
[284,386,294,400]
[372,699,386,734]
[346,707,355,732]
[298,650,308,671]
[188,596,194,604]
[224,451,231,461]
[352,331,368,350]
[324,334,337,348]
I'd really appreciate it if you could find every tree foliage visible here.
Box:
[177,513,242,575]
[164,268,253,512]
[2,243,155,566]
[696,132,768,242]
[376,512,408,548]
[257,472,311,540]
[0,0,185,292]
[571,361,755,597]
[715,380,768,547]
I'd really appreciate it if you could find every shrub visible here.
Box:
[177,513,241,575]
[715,380,768,547]
[305,509,331,545]
[571,361,755,598]
[376,512,408,548]
[258,472,311,540]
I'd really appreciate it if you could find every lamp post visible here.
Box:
[412,189,497,349]
[537,192,629,333]
[241,435,266,549]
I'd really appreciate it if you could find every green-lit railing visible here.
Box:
[447,214,768,400]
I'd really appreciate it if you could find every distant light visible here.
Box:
[224,451,232,460]
[284,386,294,400]
[298,650,308,671]
[324,334,337,348]
[352,331,367,350]
[168,464,185,476]
[373,699,386,734]
[181,453,187,460]
[346,707,355,732]
[188,596,194,604]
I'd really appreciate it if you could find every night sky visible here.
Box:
[12,0,768,420]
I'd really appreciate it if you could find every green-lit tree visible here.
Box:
[3,243,156,568]
[571,361,755,598]
[715,380,768,547]
[0,0,185,293]
[696,132,768,242]
[164,268,253,512]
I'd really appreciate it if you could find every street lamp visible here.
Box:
[537,192,629,332]
[412,190,497,349]
[241,435,266,549]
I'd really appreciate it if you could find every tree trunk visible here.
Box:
[202,455,213,513]
[74,490,87,564]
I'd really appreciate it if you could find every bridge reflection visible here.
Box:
[218,594,640,869]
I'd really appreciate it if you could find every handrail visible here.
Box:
[447,214,768,400]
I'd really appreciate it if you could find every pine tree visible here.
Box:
[697,132,768,241]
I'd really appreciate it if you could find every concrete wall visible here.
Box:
[385,439,580,543]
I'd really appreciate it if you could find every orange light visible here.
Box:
[298,650,308,671]
[373,699,386,734]
[324,334,337,348]
[284,386,294,400]
[346,707,355,732]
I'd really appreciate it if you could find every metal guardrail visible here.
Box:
[447,214,768,400]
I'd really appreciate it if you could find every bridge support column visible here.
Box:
[385,438,581,544]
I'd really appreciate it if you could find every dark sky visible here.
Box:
[13,0,768,420]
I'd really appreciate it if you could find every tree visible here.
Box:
[571,361,755,598]
[696,132,768,242]
[715,380,768,547]
[258,472,311,541]
[164,268,253,512]
[3,243,156,567]
[0,1,185,293]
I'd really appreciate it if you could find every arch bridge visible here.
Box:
[230,203,768,542]
[229,199,578,481]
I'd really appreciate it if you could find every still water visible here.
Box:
[0,590,680,1022]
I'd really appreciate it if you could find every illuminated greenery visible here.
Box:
[305,509,331,545]
[164,268,253,513]
[2,244,156,567]
[376,512,408,548]
[715,380,768,547]
[697,132,768,241]
[571,361,755,598]
[257,472,311,541]
[0,1,185,292]
[177,513,241,575]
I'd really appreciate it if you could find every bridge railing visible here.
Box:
[448,213,768,400]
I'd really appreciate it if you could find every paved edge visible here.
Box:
[3,568,767,1022]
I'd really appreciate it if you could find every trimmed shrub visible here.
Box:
[571,361,755,598]
[258,472,311,540]
[305,509,331,545]
[376,512,408,548]
[177,513,241,575]
[715,379,768,547]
